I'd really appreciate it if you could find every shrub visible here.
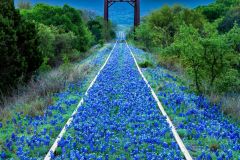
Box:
[139,61,154,68]
[0,0,42,94]
[225,23,240,53]
[173,25,205,92]
[21,4,93,52]
[171,24,238,93]
[134,5,205,50]
[37,23,56,59]
[54,31,77,55]
[39,57,51,73]
[87,18,103,43]
[87,16,116,44]
[197,0,240,22]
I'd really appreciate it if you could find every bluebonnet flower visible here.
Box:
[131,45,240,159]
[0,46,111,158]
[0,152,6,159]
[1,42,239,159]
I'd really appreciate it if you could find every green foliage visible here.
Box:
[36,22,79,67]
[132,3,240,94]
[102,20,116,42]
[197,0,240,22]
[87,16,115,44]
[37,23,56,59]
[0,0,42,94]
[17,19,42,76]
[201,24,237,89]
[87,18,103,43]
[0,2,107,96]
[167,24,239,93]
[39,57,51,73]
[138,61,154,68]
[197,3,226,22]
[99,39,104,47]
[62,54,70,65]
[135,5,205,49]
[135,23,156,50]
[173,25,204,92]
[54,31,77,55]
[218,6,240,33]
[226,23,240,52]
[21,3,93,52]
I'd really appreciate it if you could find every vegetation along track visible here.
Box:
[45,35,192,159]
[0,44,114,159]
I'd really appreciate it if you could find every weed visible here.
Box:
[221,94,240,121]
[138,61,153,68]
[209,142,220,152]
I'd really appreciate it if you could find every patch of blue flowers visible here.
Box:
[53,43,183,159]
[130,46,240,159]
[0,45,113,159]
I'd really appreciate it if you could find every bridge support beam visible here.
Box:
[104,0,109,23]
[104,0,140,28]
[134,0,140,27]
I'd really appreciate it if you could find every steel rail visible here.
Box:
[125,36,193,160]
[44,41,118,160]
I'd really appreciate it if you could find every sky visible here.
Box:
[15,0,214,26]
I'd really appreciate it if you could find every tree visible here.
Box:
[102,20,116,42]
[173,23,238,93]
[17,19,42,77]
[202,23,238,92]
[218,6,240,33]
[21,4,93,52]
[54,31,77,56]
[0,0,41,94]
[135,23,156,50]
[37,23,56,59]
[133,5,206,50]
[226,23,240,53]
[176,9,205,30]
[197,0,240,22]
[197,4,225,22]
[148,5,175,40]
[131,0,240,95]
[87,18,103,43]
[174,25,204,92]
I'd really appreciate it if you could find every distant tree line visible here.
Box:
[0,1,115,96]
[130,0,240,94]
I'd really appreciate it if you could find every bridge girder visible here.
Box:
[104,0,140,27]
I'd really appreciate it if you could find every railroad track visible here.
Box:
[45,32,192,160]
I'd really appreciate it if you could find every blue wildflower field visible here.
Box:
[0,40,239,159]
[130,46,240,159]
[0,44,113,159]
[52,43,183,159]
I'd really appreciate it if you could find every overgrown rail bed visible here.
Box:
[0,44,113,159]
[51,42,184,159]
[0,40,239,159]
[130,46,240,159]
